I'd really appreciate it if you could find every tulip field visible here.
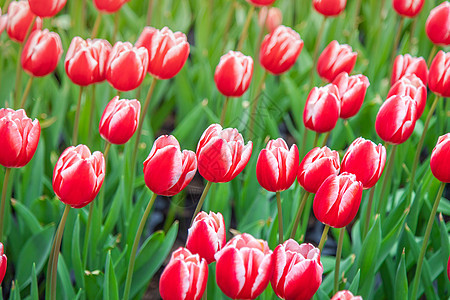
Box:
[0,0,450,299]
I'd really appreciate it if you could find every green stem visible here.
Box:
[352,0,362,39]
[318,224,330,252]
[112,11,119,44]
[98,142,111,227]
[427,44,438,67]
[309,16,327,90]
[255,7,268,56]
[82,202,94,268]
[364,187,376,238]
[146,0,154,25]
[276,192,284,244]
[321,131,331,147]
[380,0,386,20]
[390,17,404,67]
[248,71,268,140]
[237,5,255,51]
[220,97,230,126]
[409,17,418,53]
[290,191,309,239]
[313,132,320,148]
[377,145,397,215]
[221,1,236,53]
[87,85,96,147]
[19,76,33,108]
[334,227,345,294]
[300,128,309,157]
[0,168,11,241]
[72,86,84,145]
[191,181,213,226]
[343,119,355,142]
[91,13,102,39]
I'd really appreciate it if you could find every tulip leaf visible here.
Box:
[394,251,407,300]
[104,251,119,300]
[71,214,84,289]
[321,254,356,295]
[30,263,38,300]
[348,269,360,295]
[57,254,76,300]
[98,178,125,247]
[11,199,43,235]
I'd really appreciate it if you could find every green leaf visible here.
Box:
[104,251,119,300]
[348,269,360,295]
[394,250,407,300]
[11,198,43,235]
[57,254,76,300]
[71,214,84,289]
[30,264,39,300]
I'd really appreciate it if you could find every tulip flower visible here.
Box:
[99,96,140,145]
[186,211,226,264]
[387,74,427,119]
[106,42,148,91]
[313,172,363,228]
[247,0,277,6]
[196,124,252,183]
[215,233,273,299]
[93,0,129,14]
[331,290,363,300]
[0,243,6,284]
[159,248,208,300]
[313,0,347,17]
[332,73,370,119]
[317,40,357,82]
[271,240,323,300]
[391,54,427,86]
[214,51,253,97]
[28,0,67,18]
[392,0,425,18]
[425,2,450,46]
[430,133,450,183]
[0,9,7,36]
[258,7,282,32]
[428,51,450,98]
[143,135,197,196]
[298,146,340,194]
[303,84,340,133]
[52,145,105,208]
[447,255,450,281]
[259,25,304,75]
[135,26,190,80]
[6,0,42,43]
[341,137,387,189]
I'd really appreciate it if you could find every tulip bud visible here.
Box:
[21,29,63,77]
[447,254,450,281]
[428,51,450,98]
[317,40,357,82]
[313,0,347,16]
[143,135,197,196]
[93,0,129,14]
[392,0,425,18]
[258,7,283,32]
[271,240,323,300]
[186,211,226,264]
[313,172,363,228]
[247,0,277,6]
[6,1,42,43]
[106,42,148,91]
[0,108,40,168]
[160,247,208,300]
[298,146,340,194]
[332,72,370,119]
[375,95,417,145]
[303,84,340,133]
[0,243,6,284]
[135,26,190,80]
[65,37,112,86]
[256,138,299,192]
[425,2,450,46]
[52,145,105,208]
[28,0,67,18]
[214,51,253,97]
[196,124,252,183]
[215,233,273,299]
[430,133,450,183]
[341,137,386,189]
[331,290,363,300]
[99,96,140,145]
[0,9,7,36]
[387,74,427,119]
[259,25,304,75]
[391,54,428,86]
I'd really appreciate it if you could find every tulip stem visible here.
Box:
[363,187,376,238]
[352,0,362,41]
[300,128,309,157]
[390,17,404,67]
[334,227,345,294]
[343,120,355,142]
[191,181,213,226]
[91,13,102,39]
[377,144,397,215]
[237,5,255,51]
[146,0,154,25]
[82,202,94,269]
[123,193,157,300]
[113,11,119,44]
[313,132,320,148]
[0,168,11,241]
[321,131,331,147]
[87,84,96,147]
[410,182,446,300]
[248,71,268,140]
[255,7,268,56]
[427,45,438,67]
[72,86,84,145]
[290,191,310,239]
[220,97,230,126]
[98,141,111,219]
[309,16,327,90]
[276,192,284,244]
[318,224,330,252]
[409,18,418,53]
[221,0,236,53]
[19,76,33,108]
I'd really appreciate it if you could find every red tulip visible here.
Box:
[256,138,299,192]
[0,243,6,284]
[447,254,450,281]
[271,240,323,300]
[387,74,427,119]
[215,233,273,299]
[135,26,190,80]
[106,42,148,91]
[331,290,363,300]
[425,2,450,46]
[0,108,40,168]
[313,0,347,16]
[392,0,425,18]
[159,247,208,300]
[52,145,105,208]
[6,0,42,43]
[214,51,253,97]
[186,211,226,264]
[28,0,67,18]
[332,72,370,119]
[21,29,63,77]
[341,137,386,189]
[430,133,450,183]
[258,7,283,32]
[317,40,357,82]
[259,25,304,75]
[143,135,197,196]
[93,0,129,14]
[428,51,450,98]
[247,0,277,6]
[313,172,363,228]
[303,84,340,133]
[196,124,252,183]
[65,37,112,86]
[99,96,140,145]
[391,54,427,86]
[375,95,417,144]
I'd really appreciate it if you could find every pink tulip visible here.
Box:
[332,72,370,119]
[317,40,357,82]
[391,54,427,86]
[387,74,427,119]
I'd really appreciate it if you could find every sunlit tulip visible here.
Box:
[392,0,425,18]
[93,0,129,14]
[303,84,340,133]
[6,0,42,43]
[313,0,347,17]
[317,40,357,82]
[428,51,450,98]
[391,54,427,86]
[430,133,450,183]
[387,74,427,119]
[425,2,450,46]
[214,51,253,97]
[332,73,370,119]
[28,0,67,18]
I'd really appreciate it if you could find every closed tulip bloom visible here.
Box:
[331,290,363,300]
[430,133,450,183]
[258,7,283,32]
[425,2,450,46]
[52,145,105,208]
[65,37,112,86]
[93,0,129,14]
[28,0,66,18]
[99,96,140,145]
[341,138,386,189]
[0,108,40,168]
[143,135,197,196]
[0,243,6,284]
[135,26,190,80]
[375,95,417,144]
[303,84,340,133]
[428,51,450,98]
[6,1,42,43]
[332,73,370,119]
[0,9,7,36]
[391,54,428,86]
[256,138,299,192]
[214,51,253,97]
[21,29,63,77]
[298,146,340,194]
[215,233,273,299]
[447,255,450,281]
[186,211,226,264]
[313,0,347,16]
[160,247,208,300]
[259,25,304,75]
[387,74,427,119]
[313,172,363,228]
[317,40,357,82]
[271,240,323,300]
[196,124,252,183]
[247,0,277,6]
[106,42,148,91]
[392,0,425,18]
